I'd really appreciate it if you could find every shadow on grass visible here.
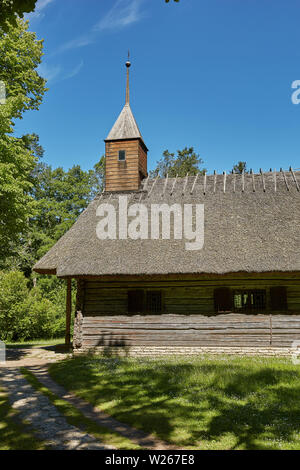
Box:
[49,356,300,450]
[5,344,65,363]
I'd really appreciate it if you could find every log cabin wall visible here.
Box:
[74,275,300,349]
[82,276,300,316]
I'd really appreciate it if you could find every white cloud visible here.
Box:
[38,60,84,83]
[63,60,84,80]
[38,62,61,82]
[54,36,93,55]
[54,0,145,55]
[26,0,55,21]
[95,0,145,32]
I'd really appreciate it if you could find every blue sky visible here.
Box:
[14,0,300,173]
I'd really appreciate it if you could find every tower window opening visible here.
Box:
[119,150,126,161]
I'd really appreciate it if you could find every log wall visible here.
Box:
[82,277,300,315]
[80,314,300,348]
[73,275,300,350]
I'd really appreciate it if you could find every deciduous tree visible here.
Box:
[232,161,248,174]
[0,0,38,31]
[150,147,205,178]
[0,19,47,262]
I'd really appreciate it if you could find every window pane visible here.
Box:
[119,150,126,161]
[233,290,266,312]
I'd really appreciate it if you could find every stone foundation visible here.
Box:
[73,345,299,358]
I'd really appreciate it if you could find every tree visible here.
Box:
[232,161,248,174]
[0,271,29,341]
[0,270,66,341]
[28,163,100,260]
[0,19,47,262]
[150,147,205,178]
[91,155,106,195]
[1,132,106,274]
[0,0,38,31]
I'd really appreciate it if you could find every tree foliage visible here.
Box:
[1,133,105,275]
[0,19,47,262]
[0,270,66,341]
[0,0,38,31]
[232,161,248,174]
[150,147,205,178]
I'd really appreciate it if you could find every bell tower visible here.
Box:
[104,54,148,192]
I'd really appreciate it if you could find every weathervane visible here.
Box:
[125,50,131,104]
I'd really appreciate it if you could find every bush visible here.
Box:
[20,291,59,339]
[0,270,68,342]
[0,271,29,341]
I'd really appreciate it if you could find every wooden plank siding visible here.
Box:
[75,276,300,349]
[105,139,147,192]
[81,314,300,348]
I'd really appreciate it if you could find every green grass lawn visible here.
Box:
[6,338,65,348]
[49,355,300,450]
[0,388,47,450]
[21,368,140,450]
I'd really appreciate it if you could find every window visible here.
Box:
[127,290,162,313]
[233,290,266,312]
[118,150,126,161]
[146,291,162,313]
[128,290,144,313]
[270,286,287,311]
[214,287,232,312]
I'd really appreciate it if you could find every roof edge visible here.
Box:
[104,136,148,152]
[33,268,57,275]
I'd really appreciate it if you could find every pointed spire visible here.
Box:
[106,52,145,143]
[125,50,131,105]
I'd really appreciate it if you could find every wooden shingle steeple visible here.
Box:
[104,55,148,192]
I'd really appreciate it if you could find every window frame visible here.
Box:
[146,290,162,313]
[232,289,266,313]
[127,289,163,314]
[118,150,126,161]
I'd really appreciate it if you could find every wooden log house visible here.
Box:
[34,58,300,355]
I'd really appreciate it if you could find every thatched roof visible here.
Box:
[33,170,300,277]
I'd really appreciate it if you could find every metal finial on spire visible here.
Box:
[125,50,131,104]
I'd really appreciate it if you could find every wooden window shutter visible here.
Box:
[128,290,144,313]
[270,286,287,311]
[214,287,232,312]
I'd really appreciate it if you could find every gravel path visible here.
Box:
[0,367,115,450]
[4,346,71,367]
